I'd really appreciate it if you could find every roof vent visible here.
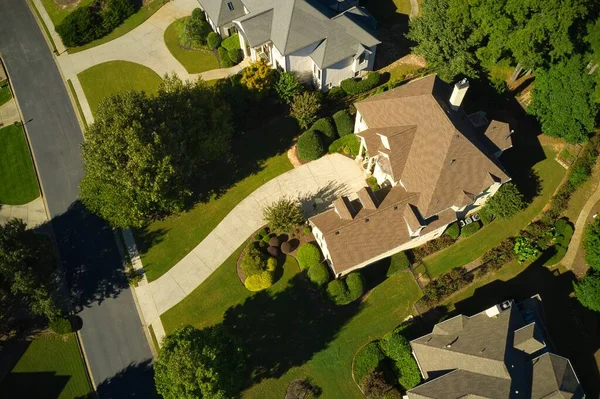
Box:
[335,231,340,235]
[449,78,469,111]
[365,218,370,222]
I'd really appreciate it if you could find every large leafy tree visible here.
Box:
[528,56,598,143]
[470,0,512,66]
[583,218,600,270]
[407,0,480,80]
[482,182,527,220]
[574,271,600,312]
[80,75,233,228]
[154,325,245,399]
[0,219,60,335]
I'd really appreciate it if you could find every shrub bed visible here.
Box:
[333,109,354,137]
[240,229,281,291]
[387,251,410,276]
[307,263,331,287]
[296,243,321,270]
[412,234,454,261]
[421,267,473,307]
[460,221,481,238]
[245,271,275,291]
[311,117,337,143]
[353,342,386,383]
[326,272,364,305]
[297,130,325,162]
[328,134,360,157]
[341,72,380,95]
[445,222,460,240]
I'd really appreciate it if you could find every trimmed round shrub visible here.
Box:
[340,72,380,95]
[328,135,360,157]
[307,263,330,287]
[303,226,312,235]
[461,221,481,238]
[333,109,354,137]
[263,234,272,244]
[221,33,241,51]
[380,331,421,390]
[296,243,321,270]
[191,8,205,21]
[267,245,280,257]
[269,236,282,247]
[207,32,221,50]
[266,257,277,272]
[310,117,337,143]
[297,130,325,162]
[326,279,349,304]
[50,317,72,335]
[245,271,275,291]
[218,46,233,67]
[241,245,268,276]
[387,251,410,276]
[228,48,243,64]
[281,241,294,254]
[445,222,460,240]
[353,341,386,383]
[346,272,365,300]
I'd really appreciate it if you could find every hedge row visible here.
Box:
[333,109,354,136]
[340,72,380,95]
[297,130,325,161]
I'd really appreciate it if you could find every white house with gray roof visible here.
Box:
[197,0,380,90]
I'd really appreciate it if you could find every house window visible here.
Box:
[313,64,321,80]
[227,2,234,10]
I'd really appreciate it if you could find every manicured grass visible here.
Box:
[0,80,12,106]
[68,0,168,53]
[136,115,297,282]
[363,0,412,17]
[386,64,423,83]
[164,18,219,74]
[40,0,94,26]
[0,124,40,205]
[564,161,600,222]
[162,250,421,398]
[423,147,565,277]
[67,79,88,129]
[0,333,92,398]
[78,61,162,116]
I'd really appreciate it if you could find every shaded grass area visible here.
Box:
[78,61,162,116]
[148,324,160,353]
[135,115,298,282]
[162,250,421,398]
[0,80,12,106]
[164,18,219,74]
[0,333,92,399]
[363,0,412,17]
[424,146,565,277]
[0,124,40,205]
[68,0,168,53]
[384,63,423,83]
[563,160,600,222]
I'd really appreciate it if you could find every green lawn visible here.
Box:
[164,18,219,74]
[385,63,423,83]
[78,61,162,116]
[423,147,565,277]
[0,80,12,106]
[136,115,298,282]
[40,0,94,26]
[0,124,40,205]
[0,333,92,399]
[162,249,422,398]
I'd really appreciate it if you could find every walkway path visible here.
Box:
[0,98,19,126]
[135,154,367,343]
[0,197,47,227]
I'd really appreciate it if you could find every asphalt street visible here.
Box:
[0,1,154,396]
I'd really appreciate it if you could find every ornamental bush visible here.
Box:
[361,370,400,399]
[583,219,600,270]
[207,32,221,50]
[245,271,275,291]
[460,221,481,238]
[101,0,136,33]
[183,12,211,46]
[346,272,365,300]
[266,257,277,272]
[296,243,321,270]
[241,245,268,276]
[327,272,364,305]
[228,49,243,64]
[268,236,282,247]
[281,241,293,254]
[340,72,380,95]
[445,222,460,240]
[333,109,354,137]
[514,235,540,264]
[290,92,321,130]
[263,198,304,233]
[57,6,104,47]
[380,331,421,390]
[353,341,386,383]
[267,246,280,257]
[387,251,410,276]
[218,47,233,67]
[307,263,330,287]
[297,130,325,161]
[310,117,337,143]
[275,72,302,104]
[50,318,72,335]
[221,33,240,51]
[484,182,527,220]
[328,134,360,157]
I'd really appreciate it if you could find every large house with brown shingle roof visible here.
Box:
[408,298,584,398]
[309,74,513,276]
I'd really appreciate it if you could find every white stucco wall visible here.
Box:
[310,224,332,263]
[354,111,368,134]
[322,57,354,90]
[272,45,286,71]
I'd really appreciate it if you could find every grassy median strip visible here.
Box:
[67,79,88,129]
[0,80,12,107]
[0,124,40,205]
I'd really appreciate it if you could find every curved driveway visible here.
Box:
[136,154,366,335]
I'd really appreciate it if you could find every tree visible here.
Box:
[240,60,277,97]
[275,72,302,104]
[80,75,233,228]
[585,18,600,102]
[528,56,598,143]
[470,0,512,66]
[0,219,60,333]
[574,271,600,312]
[407,0,480,80]
[297,130,325,161]
[483,182,527,219]
[583,219,600,270]
[513,235,540,264]
[154,325,245,399]
[290,92,321,130]
[263,198,304,233]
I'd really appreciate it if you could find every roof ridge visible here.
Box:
[411,341,511,374]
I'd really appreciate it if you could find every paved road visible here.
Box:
[0,1,153,397]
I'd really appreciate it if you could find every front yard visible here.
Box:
[0,333,92,398]
[423,146,565,277]
[0,79,12,107]
[164,18,219,74]
[0,124,40,205]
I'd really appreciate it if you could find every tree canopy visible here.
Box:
[574,271,600,312]
[80,75,233,228]
[528,56,598,143]
[154,325,245,399]
[482,182,527,220]
[583,218,600,270]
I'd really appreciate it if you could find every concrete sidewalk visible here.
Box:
[0,197,47,227]
[135,154,366,343]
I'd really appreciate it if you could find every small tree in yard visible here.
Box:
[154,325,245,399]
[513,235,540,264]
[240,60,277,97]
[574,271,600,312]
[290,92,321,130]
[483,182,526,220]
[263,198,304,233]
[583,219,600,270]
[275,71,302,104]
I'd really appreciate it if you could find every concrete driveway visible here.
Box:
[135,154,366,339]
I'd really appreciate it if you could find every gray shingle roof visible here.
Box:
[408,369,512,399]
[531,353,584,399]
[513,322,546,355]
[198,0,246,26]
[236,9,273,47]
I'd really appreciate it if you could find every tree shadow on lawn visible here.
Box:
[1,370,70,399]
[452,252,600,397]
[223,274,362,388]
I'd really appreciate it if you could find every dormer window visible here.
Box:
[227,2,234,11]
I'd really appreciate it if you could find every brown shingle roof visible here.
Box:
[484,120,513,152]
[333,197,355,220]
[309,186,420,274]
[356,187,378,210]
[403,204,422,231]
[355,74,510,217]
